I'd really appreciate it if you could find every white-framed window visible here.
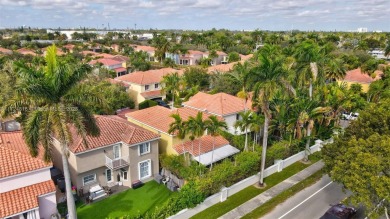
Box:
[155,83,159,89]
[145,85,150,91]
[83,174,96,185]
[113,144,121,159]
[139,142,150,155]
[139,160,151,179]
[180,59,189,65]
[121,170,128,181]
[106,169,113,182]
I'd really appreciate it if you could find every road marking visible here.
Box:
[278,181,333,219]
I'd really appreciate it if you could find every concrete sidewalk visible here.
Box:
[218,160,325,219]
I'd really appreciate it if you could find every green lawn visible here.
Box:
[190,152,322,219]
[76,181,173,219]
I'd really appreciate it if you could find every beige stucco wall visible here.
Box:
[337,81,370,92]
[128,140,159,182]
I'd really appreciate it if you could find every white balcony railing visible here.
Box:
[105,155,129,170]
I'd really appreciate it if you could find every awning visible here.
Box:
[193,144,240,166]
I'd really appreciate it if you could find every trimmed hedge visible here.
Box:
[138,99,157,109]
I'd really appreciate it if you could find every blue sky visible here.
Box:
[0,0,389,31]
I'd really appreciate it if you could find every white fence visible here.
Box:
[168,139,329,219]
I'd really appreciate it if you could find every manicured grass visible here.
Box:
[190,153,322,219]
[242,169,325,219]
[76,181,173,219]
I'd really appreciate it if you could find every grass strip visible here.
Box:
[190,152,322,219]
[242,169,325,219]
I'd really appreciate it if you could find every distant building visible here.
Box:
[357,27,368,33]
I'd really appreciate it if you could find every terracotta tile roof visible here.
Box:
[141,90,163,98]
[81,50,99,56]
[42,47,65,56]
[183,92,250,116]
[343,68,381,84]
[114,67,127,73]
[68,115,159,153]
[116,108,137,119]
[0,47,12,54]
[89,58,122,66]
[188,50,205,55]
[0,131,51,178]
[106,78,130,87]
[0,180,56,218]
[173,135,229,156]
[95,53,115,59]
[131,45,156,52]
[112,55,129,62]
[63,44,75,49]
[208,62,236,73]
[240,54,253,61]
[126,106,213,134]
[16,48,37,56]
[116,68,183,85]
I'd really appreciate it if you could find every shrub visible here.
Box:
[138,99,157,109]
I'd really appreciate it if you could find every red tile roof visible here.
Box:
[106,78,130,87]
[114,67,127,73]
[126,106,213,134]
[173,135,229,156]
[63,44,75,49]
[207,62,236,73]
[0,47,12,54]
[141,90,163,98]
[116,68,183,85]
[188,50,205,55]
[112,55,129,62]
[96,53,115,59]
[89,58,122,66]
[0,131,51,178]
[16,48,37,56]
[183,92,249,116]
[116,108,137,119]
[131,45,156,52]
[68,115,160,153]
[81,50,99,56]
[0,180,56,218]
[343,68,381,84]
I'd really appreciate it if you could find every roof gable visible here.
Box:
[116,68,183,85]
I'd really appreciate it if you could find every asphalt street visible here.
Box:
[261,175,366,219]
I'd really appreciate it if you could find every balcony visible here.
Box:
[105,155,129,170]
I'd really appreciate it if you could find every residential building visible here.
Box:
[114,68,183,108]
[130,45,158,62]
[205,51,228,65]
[16,48,37,56]
[178,50,205,65]
[89,58,127,77]
[0,131,57,219]
[368,49,390,60]
[183,92,252,135]
[126,106,213,155]
[51,115,160,198]
[338,68,383,92]
[62,44,76,53]
[0,47,13,55]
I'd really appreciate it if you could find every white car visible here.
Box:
[342,112,359,120]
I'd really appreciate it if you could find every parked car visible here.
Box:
[341,112,359,121]
[155,99,170,108]
[320,204,357,219]
[50,167,64,185]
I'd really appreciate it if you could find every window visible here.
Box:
[180,59,189,65]
[83,174,96,185]
[139,142,150,155]
[113,144,121,159]
[121,170,128,181]
[139,160,151,179]
[155,83,159,89]
[236,114,240,121]
[145,85,150,91]
[106,169,112,182]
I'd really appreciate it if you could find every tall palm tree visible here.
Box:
[161,72,181,108]
[2,45,101,219]
[234,111,253,151]
[168,114,187,163]
[187,112,206,170]
[205,115,227,170]
[229,61,251,111]
[249,52,295,186]
[250,113,264,151]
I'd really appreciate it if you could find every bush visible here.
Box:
[138,99,157,109]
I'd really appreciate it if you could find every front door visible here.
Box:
[106,169,112,182]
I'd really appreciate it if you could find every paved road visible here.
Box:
[261,175,366,219]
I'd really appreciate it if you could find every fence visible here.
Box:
[168,139,329,219]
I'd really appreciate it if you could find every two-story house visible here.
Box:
[183,92,252,135]
[178,50,205,65]
[126,106,240,166]
[51,116,160,199]
[0,131,57,219]
[205,51,228,65]
[130,45,158,62]
[89,58,127,77]
[114,68,183,108]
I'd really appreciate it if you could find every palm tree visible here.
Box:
[168,114,187,163]
[161,72,181,108]
[234,111,253,151]
[249,52,295,186]
[205,115,227,170]
[187,112,206,170]
[2,45,101,219]
[229,61,251,111]
[250,113,264,151]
